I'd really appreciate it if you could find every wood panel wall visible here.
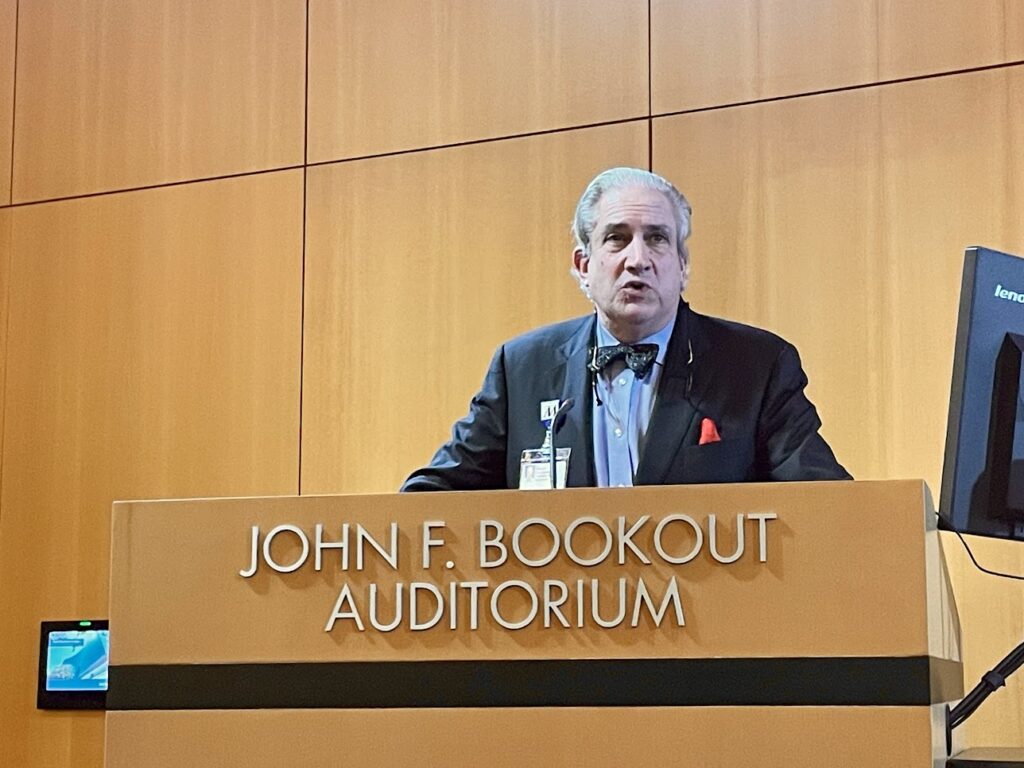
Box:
[0,0,15,205]
[651,0,1024,113]
[0,1,1022,765]
[11,0,306,202]
[306,0,648,162]
[0,209,9,502]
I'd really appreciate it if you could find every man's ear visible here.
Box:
[573,247,589,277]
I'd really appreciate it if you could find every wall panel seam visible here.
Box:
[652,59,1024,123]
[304,115,649,171]
[3,58,1021,214]
[0,164,305,210]
[645,0,653,171]
[299,0,309,495]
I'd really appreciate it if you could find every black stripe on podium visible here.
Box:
[107,656,962,710]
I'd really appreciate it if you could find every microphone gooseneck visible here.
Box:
[548,398,575,489]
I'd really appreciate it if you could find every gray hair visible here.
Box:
[570,167,692,291]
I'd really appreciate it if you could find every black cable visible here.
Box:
[945,525,1024,732]
[954,530,1024,580]
[949,639,1024,729]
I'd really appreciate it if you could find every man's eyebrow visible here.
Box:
[597,222,673,236]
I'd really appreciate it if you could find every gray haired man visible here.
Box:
[402,167,849,491]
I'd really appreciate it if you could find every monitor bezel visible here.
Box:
[37,619,110,710]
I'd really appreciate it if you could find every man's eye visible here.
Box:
[605,233,624,243]
[648,233,668,243]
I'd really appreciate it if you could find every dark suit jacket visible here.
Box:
[401,302,850,491]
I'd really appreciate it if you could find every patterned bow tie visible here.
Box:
[588,343,659,378]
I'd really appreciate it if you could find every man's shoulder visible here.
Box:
[691,308,796,361]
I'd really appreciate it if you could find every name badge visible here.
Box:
[539,399,561,427]
[519,448,571,490]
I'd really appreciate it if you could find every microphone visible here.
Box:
[547,398,575,489]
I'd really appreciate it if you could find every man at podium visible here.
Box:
[402,167,849,492]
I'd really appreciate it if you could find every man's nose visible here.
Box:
[623,237,652,270]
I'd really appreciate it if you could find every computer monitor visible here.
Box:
[940,246,1024,540]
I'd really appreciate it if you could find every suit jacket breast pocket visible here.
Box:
[673,438,755,484]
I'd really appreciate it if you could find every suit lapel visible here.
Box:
[556,317,596,488]
[635,302,709,485]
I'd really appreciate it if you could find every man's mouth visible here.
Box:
[621,280,649,292]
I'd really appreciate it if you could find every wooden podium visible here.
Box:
[105,480,962,767]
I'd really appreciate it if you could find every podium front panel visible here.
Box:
[106,480,960,767]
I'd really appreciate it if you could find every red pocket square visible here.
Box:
[699,418,721,445]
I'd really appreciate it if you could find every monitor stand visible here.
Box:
[949,748,1024,767]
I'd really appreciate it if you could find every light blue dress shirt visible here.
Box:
[592,315,676,487]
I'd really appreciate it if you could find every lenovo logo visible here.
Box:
[994,284,1024,304]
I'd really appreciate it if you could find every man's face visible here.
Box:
[573,185,685,343]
